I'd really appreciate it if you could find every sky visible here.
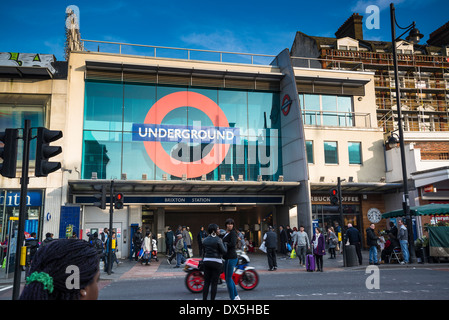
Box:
[1,0,448,62]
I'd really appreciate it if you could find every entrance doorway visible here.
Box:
[162,205,273,256]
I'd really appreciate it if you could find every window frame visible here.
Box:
[305,140,314,164]
[348,141,362,165]
[324,141,339,165]
[301,93,354,127]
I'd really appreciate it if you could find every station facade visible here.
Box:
[0,29,401,257]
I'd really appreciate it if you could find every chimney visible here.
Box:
[335,13,364,40]
[427,21,449,46]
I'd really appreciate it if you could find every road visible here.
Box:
[98,267,449,300]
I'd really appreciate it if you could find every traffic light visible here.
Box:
[330,188,339,206]
[35,127,63,177]
[114,193,124,210]
[0,129,19,178]
[93,184,107,209]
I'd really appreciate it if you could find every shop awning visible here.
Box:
[382,203,449,219]
[68,179,300,206]
[311,182,402,193]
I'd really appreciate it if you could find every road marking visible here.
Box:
[0,286,12,292]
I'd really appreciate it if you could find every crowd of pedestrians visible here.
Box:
[16,217,411,300]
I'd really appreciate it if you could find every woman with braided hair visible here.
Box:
[20,238,100,300]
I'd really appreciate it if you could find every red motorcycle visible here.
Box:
[184,250,259,293]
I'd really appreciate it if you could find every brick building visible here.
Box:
[290,13,449,240]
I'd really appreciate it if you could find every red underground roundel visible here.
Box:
[281,94,292,116]
[142,91,232,179]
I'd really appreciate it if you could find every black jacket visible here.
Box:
[264,230,278,249]
[366,228,379,247]
[345,227,361,244]
[202,235,227,260]
[133,232,143,247]
[389,226,398,239]
[91,238,104,256]
[166,231,174,245]
[41,237,54,247]
[280,229,288,243]
[222,229,238,260]
[25,238,39,259]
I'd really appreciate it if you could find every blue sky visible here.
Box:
[1,0,448,61]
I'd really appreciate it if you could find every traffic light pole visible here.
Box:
[107,180,114,275]
[12,120,31,300]
[337,177,346,267]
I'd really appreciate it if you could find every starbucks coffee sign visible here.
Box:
[311,195,359,203]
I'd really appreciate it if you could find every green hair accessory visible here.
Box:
[26,272,54,293]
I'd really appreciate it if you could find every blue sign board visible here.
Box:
[0,191,43,207]
[132,123,240,144]
[75,195,284,205]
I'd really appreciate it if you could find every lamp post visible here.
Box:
[389,3,423,263]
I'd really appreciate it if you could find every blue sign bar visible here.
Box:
[0,191,43,207]
[132,123,240,144]
[75,195,284,205]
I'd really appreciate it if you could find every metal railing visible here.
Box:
[80,39,278,66]
[291,50,449,72]
[301,109,372,128]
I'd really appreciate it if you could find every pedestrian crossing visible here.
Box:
[0,285,12,292]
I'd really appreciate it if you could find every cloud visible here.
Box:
[180,30,248,53]
[44,38,64,60]
[351,0,406,13]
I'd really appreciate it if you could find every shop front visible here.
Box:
[311,194,361,235]
[310,187,393,248]
[0,190,44,239]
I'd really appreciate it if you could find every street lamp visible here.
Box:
[390,3,423,263]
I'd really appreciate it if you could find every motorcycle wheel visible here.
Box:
[238,269,259,290]
[185,270,204,293]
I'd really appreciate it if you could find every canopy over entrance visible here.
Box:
[382,203,449,219]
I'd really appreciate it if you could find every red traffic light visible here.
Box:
[329,188,339,205]
[114,193,124,209]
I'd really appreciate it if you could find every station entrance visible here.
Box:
[147,204,277,256]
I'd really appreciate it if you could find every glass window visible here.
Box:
[123,83,156,132]
[84,81,123,132]
[218,89,247,131]
[337,96,353,126]
[122,131,156,180]
[300,94,353,127]
[83,81,282,181]
[82,130,122,179]
[303,94,321,125]
[306,141,314,164]
[322,95,338,126]
[248,91,278,130]
[324,141,338,164]
[0,104,45,161]
[348,142,362,165]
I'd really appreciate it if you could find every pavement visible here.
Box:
[1,249,448,286]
